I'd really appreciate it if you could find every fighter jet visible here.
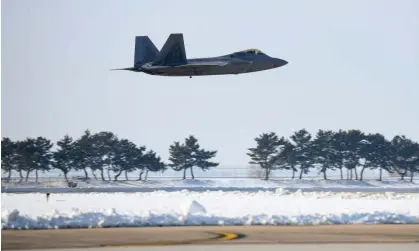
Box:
[112,33,288,78]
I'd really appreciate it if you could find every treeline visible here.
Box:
[2,128,418,183]
[1,130,218,183]
[247,129,419,181]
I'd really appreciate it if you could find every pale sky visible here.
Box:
[2,0,419,167]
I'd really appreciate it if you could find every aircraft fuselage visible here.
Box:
[135,54,287,77]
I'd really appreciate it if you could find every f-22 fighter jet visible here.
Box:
[113,33,288,78]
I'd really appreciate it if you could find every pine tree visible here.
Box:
[290,129,313,179]
[112,139,138,181]
[376,136,394,181]
[53,135,74,182]
[12,137,52,182]
[33,137,53,182]
[141,150,166,181]
[391,136,418,181]
[92,131,118,180]
[358,133,391,181]
[331,130,348,179]
[184,136,200,179]
[280,140,298,179]
[169,135,218,179]
[312,130,336,180]
[391,135,411,180]
[131,145,148,181]
[72,130,93,179]
[1,137,17,182]
[13,140,27,182]
[247,132,285,180]
[17,138,38,182]
[343,129,365,180]
[168,141,189,179]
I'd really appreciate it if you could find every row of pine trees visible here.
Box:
[1,130,218,182]
[247,129,419,181]
[2,128,418,183]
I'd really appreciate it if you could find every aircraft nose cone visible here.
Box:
[269,58,288,68]
[275,58,288,67]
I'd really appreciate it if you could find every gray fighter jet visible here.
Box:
[113,33,288,78]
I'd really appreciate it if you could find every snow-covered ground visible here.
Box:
[4,166,418,193]
[2,178,419,193]
[2,190,419,229]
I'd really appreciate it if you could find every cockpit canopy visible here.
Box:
[230,49,267,57]
[240,49,266,55]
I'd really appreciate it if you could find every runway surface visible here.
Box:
[2,225,419,250]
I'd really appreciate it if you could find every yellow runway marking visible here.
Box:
[100,232,243,248]
[214,232,239,241]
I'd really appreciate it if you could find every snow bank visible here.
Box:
[2,190,419,229]
[181,200,207,216]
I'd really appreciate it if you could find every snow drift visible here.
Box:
[2,190,419,229]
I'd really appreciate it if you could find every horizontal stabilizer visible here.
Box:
[110,67,139,72]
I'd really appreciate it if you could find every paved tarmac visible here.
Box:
[2,225,419,250]
[5,244,419,251]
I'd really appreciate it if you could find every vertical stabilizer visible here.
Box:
[134,36,159,67]
[152,33,187,66]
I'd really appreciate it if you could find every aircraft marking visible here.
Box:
[100,232,245,247]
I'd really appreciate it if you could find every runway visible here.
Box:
[2,225,419,250]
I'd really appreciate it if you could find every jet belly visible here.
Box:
[141,64,210,76]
